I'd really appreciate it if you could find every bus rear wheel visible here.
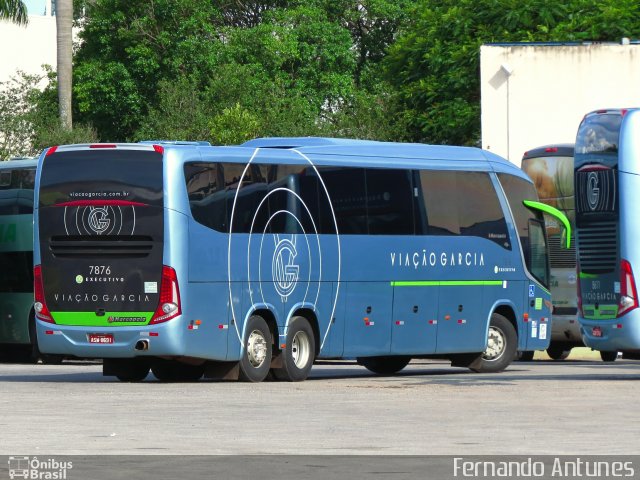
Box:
[272,316,315,382]
[105,358,150,382]
[600,350,618,362]
[151,360,205,382]
[238,315,272,382]
[357,356,411,375]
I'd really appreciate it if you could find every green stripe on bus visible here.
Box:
[390,280,504,287]
[51,312,154,326]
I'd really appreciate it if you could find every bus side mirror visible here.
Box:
[523,200,571,249]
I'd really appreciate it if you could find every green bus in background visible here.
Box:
[0,158,49,362]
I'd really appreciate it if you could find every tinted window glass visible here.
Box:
[529,219,550,288]
[39,150,163,206]
[0,251,33,292]
[420,170,509,247]
[419,170,459,235]
[315,167,367,234]
[366,168,415,235]
[0,168,35,190]
[498,173,549,282]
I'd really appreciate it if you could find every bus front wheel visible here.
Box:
[239,315,273,382]
[453,313,516,373]
[357,356,411,375]
[272,316,315,382]
[547,345,571,361]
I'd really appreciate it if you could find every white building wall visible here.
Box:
[481,43,640,165]
[0,6,56,84]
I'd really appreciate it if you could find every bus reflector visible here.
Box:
[153,145,164,154]
[618,259,638,317]
[544,147,558,153]
[34,265,55,323]
[45,146,58,156]
[149,266,181,324]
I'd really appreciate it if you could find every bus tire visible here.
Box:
[468,313,516,373]
[547,345,571,360]
[600,350,618,362]
[357,356,410,375]
[272,316,315,382]
[518,351,535,362]
[238,315,272,383]
[151,360,205,382]
[106,358,150,382]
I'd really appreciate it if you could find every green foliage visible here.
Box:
[0,0,28,25]
[73,0,412,142]
[0,69,97,159]
[209,103,261,145]
[385,0,640,145]
[0,72,39,159]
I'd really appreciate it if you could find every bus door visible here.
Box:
[391,283,438,354]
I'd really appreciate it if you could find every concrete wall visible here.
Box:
[0,7,56,85]
[481,43,640,165]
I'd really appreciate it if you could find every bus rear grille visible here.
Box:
[548,234,576,269]
[577,222,617,274]
[49,235,154,258]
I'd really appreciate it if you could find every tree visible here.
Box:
[56,0,73,129]
[385,0,640,146]
[0,0,28,25]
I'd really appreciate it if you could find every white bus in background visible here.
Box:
[521,144,582,360]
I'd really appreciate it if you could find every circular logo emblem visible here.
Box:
[87,207,111,234]
[63,205,136,236]
[75,275,83,284]
[587,172,600,211]
[272,236,299,301]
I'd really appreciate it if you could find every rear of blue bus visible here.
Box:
[34,144,184,358]
[575,109,640,353]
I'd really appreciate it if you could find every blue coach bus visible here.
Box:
[575,109,640,360]
[34,139,567,381]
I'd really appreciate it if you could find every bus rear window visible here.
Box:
[39,149,163,207]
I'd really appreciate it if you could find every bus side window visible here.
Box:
[419,170,460,236]
[317,167,367,235]
[365,168,415,235]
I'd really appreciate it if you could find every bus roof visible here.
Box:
[522,144,574,160]
[40,139,530,180]
[0,158,38,169]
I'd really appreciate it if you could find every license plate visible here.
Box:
[88,334,114,344]
[592,327,603,338]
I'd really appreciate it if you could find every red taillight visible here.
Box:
[545,147,558,153]
[33,265,55,323]
[45,146,58,156]
[89,144,117,149]
[153,144,164,154]
[149,266,181,324]
[618,259,638,317]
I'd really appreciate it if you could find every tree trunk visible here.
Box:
[56,0,73,130]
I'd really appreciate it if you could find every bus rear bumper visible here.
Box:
[579,314,640,351]
[35,318,185,358]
